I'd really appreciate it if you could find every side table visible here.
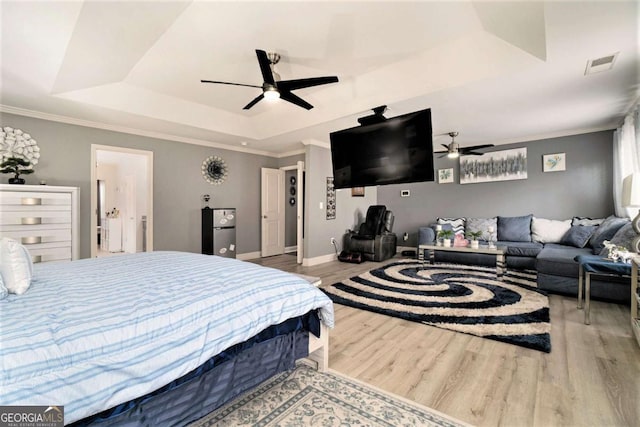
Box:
[576,255,632,325]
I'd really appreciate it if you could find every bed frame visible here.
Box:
[307,322,329,371]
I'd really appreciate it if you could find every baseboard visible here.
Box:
[237,251,261,261]
[397,245,416,253]
[285,246,297,253]
[302,252,337,267]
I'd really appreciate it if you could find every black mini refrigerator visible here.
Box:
[202,208,236,258]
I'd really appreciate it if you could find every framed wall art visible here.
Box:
[326,177,336,220]
[543,153,566,172]
[460,147,527,184]
[438,168,454,184]
[351,187,365,197]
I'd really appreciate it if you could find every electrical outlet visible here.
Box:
[330,237,336,244]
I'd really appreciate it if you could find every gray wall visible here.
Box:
[378,131,615,247]
[0,112,280,259]
[304,144,377,258]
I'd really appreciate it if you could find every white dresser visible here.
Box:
[0,184,80,263]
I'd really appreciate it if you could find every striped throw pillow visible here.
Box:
[437,217,466,237]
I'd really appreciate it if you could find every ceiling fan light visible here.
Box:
[447,151,459,159]
[264,87,280,101]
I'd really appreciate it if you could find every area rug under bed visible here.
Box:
[323,261,551,352]
[190,363,469,427]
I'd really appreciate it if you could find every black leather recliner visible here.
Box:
[343,205,397,262]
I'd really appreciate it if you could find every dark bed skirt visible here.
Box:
[70,314,316,426]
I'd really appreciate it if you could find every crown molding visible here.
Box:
[487,125,616,147]
[0,104,284,158]
[301,138,330,149]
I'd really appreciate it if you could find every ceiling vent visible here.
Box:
[584,52,618,75]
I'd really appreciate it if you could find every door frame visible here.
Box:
[270,162,304,264]
[90,145,154,258]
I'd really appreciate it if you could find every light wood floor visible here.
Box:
[251,254,640,427]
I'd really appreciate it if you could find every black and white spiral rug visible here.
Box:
[324,261,551,352]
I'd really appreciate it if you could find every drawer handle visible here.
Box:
[21,197,42,205]
[21,217,42,225]
[21,236,42,245]
[32,255,42,264]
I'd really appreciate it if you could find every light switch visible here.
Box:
[319,202,324,209]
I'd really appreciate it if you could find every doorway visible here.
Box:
[90,145,153,258]
[260,161,304,263]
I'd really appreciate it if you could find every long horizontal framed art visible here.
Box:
[459,147,527,184]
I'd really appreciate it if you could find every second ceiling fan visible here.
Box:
[436,132,494,158]
[201,49,339,110]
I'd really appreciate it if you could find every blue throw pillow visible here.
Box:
[561,225,597,248]
[497,214,533,242]
[588,215,629,255]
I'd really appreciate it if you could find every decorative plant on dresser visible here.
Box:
[0,157,34,184]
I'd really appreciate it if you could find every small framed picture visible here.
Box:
[351,187,365,197]
[438,168,454,184]
[543,153,566,172]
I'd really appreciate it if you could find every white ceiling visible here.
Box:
[1,1,638,157]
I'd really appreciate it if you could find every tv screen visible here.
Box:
[330,108,434,189]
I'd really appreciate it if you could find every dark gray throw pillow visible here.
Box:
[497,214,533,242]
[588,215,630,255]
[561,225,597,248]
[599,222,637,255]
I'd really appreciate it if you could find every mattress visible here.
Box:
[0,251,334,424]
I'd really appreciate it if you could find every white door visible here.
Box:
[122,174,136,253]
[261,168,285,257]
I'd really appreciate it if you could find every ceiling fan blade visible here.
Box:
[277,76,339,91]
[464,144,495,151]
[438,153,449,158]
[464,152,485,156]
[279,90,313,110]
[243,93,264,110]
[201,80,261,88]
[256,49,275,85]
[440,144,450,150]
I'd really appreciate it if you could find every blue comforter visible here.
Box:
[0,252,334,424]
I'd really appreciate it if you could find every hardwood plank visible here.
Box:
[250,254,640,426]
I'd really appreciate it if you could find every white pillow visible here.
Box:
[0,272,8,300]
[0,237,34,295]
[531,217,571,243]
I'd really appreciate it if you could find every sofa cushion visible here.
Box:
[572,217,605,227]
[437,217,465,237]
[497,241,543,257]
[465,217,497,241]
[600,222,637,254]
[536,243,592,277]
[588,215,629,254]
[531,217,571,243]
[561,225,597,248]
[497,214,532,242]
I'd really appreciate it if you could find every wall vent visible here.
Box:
[585,52,618,75]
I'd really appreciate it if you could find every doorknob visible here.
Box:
[263,215,267,219]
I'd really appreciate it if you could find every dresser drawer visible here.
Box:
[0,228,71,245]
[0,191,71,207]
[28,246,72,263]
[0,210,71,226]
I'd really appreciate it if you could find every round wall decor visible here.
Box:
[0,126,40,165]
[202,155,228,185]
[290,176,296,185]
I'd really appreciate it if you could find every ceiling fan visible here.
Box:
[435,132,494,158]
[201,49,339,110]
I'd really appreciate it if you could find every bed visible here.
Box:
[0,251,334,425]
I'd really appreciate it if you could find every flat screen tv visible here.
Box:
[330,108,434,189]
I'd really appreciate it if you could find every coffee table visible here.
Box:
[418,243,507,279]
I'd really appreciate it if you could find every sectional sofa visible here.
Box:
[418,214,634,304]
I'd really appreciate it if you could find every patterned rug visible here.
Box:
[190,363,469,427]
[323,261,551,352]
